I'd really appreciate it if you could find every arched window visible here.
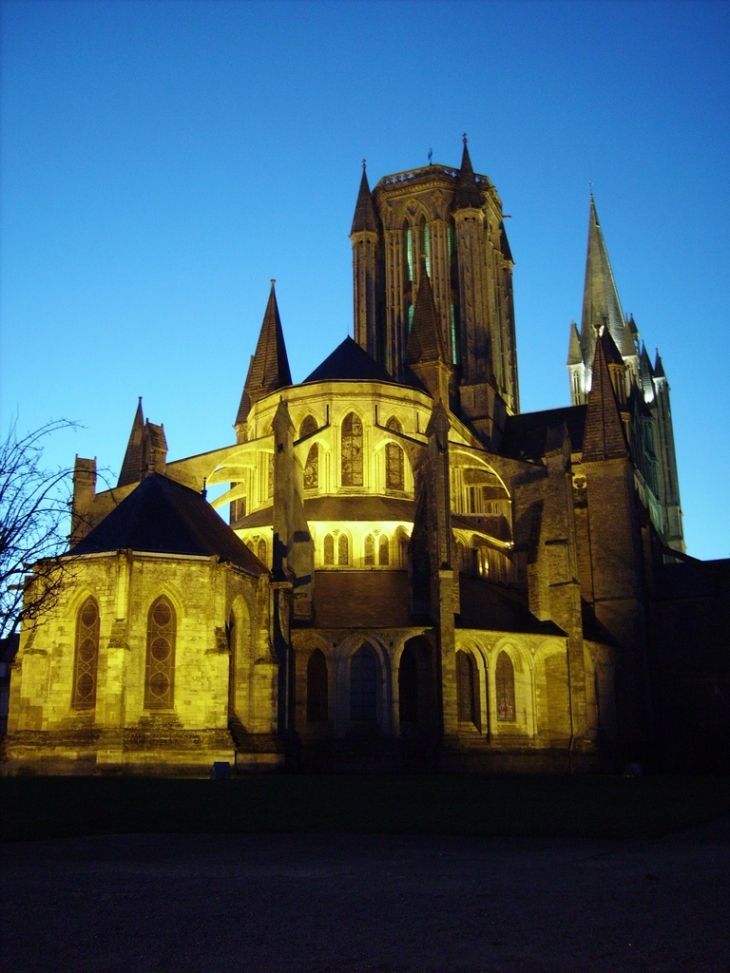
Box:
[306,649,328,722]
[398,644,418,723]
[378,534,390,565]
[341,413,363,486]
[73,596,99,710]
[456,650,478,724]
[304,443,319,490]
[405,223,413,282]
[421,217,431,276]
[338,533,349,565]
[364,534,375,566]
[145,596,176,710]
[350,644,378,722]
[496,651,516,721]
[300,414,318,438]
[385,443,404,491]
[257,538,267,566]
[324,534,335,565]
[268,454,274,498]
[227,609,236,716]
[246,539,254,553]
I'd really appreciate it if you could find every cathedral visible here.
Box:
[5,142,728,774]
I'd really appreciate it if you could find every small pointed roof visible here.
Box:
[599,324,624,367]
[236,282,292,424]
[499,221,513,263]
[582,331,629,462]
[654,350,666,378]
[70,473,267,575]
[404,260,448,366]
[453,137,483,210]
[350,164,378,235]
[303,336,395,384]
[580,196,626,368]
[118,398,145,488]
[567,321,582,366]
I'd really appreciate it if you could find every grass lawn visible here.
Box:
[2,773,730,842]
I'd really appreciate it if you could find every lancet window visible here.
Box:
[324,534,335,565]
[378,534,390,566]
[304,443,319,490]
[496,651,516,722]
[456,650,478,725]
[364,534,375,566]
[257,538,267,566]
[145,597,176,710]
[341,413,363,487]
[338,533,349,565]
[72,596,99,710]
[300,414,318,438]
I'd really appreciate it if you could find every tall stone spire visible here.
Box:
[118,398,145,487]
[235,281,292,434]
[453,135,483,210]
[580,196,625,371]
[350,162,380,362]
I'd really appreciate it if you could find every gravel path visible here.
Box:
[2,818,729,973]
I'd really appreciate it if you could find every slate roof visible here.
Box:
[303,336,399,385]
[350,166,378,235]
[499,405,587,463]
[70,473,267,575]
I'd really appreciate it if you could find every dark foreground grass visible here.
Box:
[3,773,730,842]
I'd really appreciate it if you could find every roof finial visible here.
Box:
[589,180,594,198]
[462,132,468,146]
[428,147,432,165]
[361,158,366,172]
[270,278,276,287]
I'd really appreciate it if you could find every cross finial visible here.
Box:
[270,278,276,287]
[462,132,468,145]
[362,158,366,172]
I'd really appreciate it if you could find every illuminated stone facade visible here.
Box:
[7,143,720,775]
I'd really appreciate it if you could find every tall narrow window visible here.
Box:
[227,609,236,716]
[145,596,176,710]
[306,649,329,722]
[385,417,404,492]
[496,651,516,721]
[324,534,335,565]
[450,304,460,365]
[378,534,390,566]
[456,650,477,724]
[341,413,363,486]
[257,538,267,566]
[421,218,431,276]
[405,224,413,281]
[268,454,274,498]
[407,303,414,333]
[73,597,99,710]
[350,644,378,722]
[338,534,349,565]
[364,534,375,566]
[300,414,318,438]
[304,443,319,490]
[399,644,418,723]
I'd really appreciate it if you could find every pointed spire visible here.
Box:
[580,196,626,369]
[453,134,483,210]
[118,398,145,487]
[567,321,582,366]
[350,162,377,235]
[404,258,447,366]
[236,281,292,426]
[654,350,666,379]
[582,332,629,462]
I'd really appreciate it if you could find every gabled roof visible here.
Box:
[453,140,484,210]
[500,405,587,464]
[70,473,267,575]
[580,196,626,369]
[303,336,396,384]
[236,282,292,425]
[404,262,447,366]
[350,165,378,235]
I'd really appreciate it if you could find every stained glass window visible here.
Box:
[496,651,516,721]
[300,414,318,438]
[378,535,390,566]
[457,650,477,724]
[385,417,404,492]
[338,534,349,565]
[257,538,267,566]
[145,597,175,709]
[73,597,99,710]
[364,534,375,566]
[304,443,319,490]
[324,534,334,565]
[341,413,363,486]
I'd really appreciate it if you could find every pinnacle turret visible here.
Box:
[350,163,378,235]
[582,332,628,462]
[453,136,483,210]
[235,281,292,428]
[567,321,582,366]
[118,398,145,487]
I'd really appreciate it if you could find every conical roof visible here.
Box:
[580,197,626,368]
[303,336,395,384]
[70,473,267,575]
[236,282,292,424]
[453,139,483,210]
[582,332,629,462]
[404,260,447,366]
[118,398,145,488]
[350,165,378,235]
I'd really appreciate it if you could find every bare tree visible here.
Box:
[0,419,78,640]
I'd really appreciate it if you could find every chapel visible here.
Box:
[5,141,728,774]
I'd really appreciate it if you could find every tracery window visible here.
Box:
[300,414,318,438]
[73,596,99,710]
[338,533,349,565]
[385,417,405,491]
[324,534,335,565]
[145,597,176,710]
[306,649,329,723]
[350,644,378,722]
[341,413,363,487]
[304,443,319,490]
[364,534,375,566]
[496,650,516,721]
[378,535,390,566]
[456,650,477,724]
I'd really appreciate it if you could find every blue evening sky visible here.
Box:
[1,0,728,559]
